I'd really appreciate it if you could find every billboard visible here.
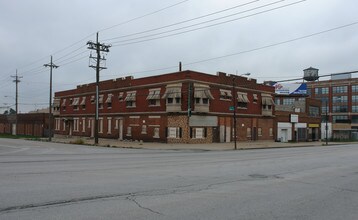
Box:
[274,83,307,95]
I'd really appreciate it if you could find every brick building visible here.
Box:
[0,113,50,137]
[53,70,275,144]
[307,77,358,140]
[274,95,321,142]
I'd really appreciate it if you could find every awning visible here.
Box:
[237,92,249,103]
[98,95,104,104]
[262,93,274,105]
[53,98,60,107]
[194,88,214,99]
[105,94,113,103]
[162,88,181,98]
[146,89,161,100]
[125,92,136,101]
[72,97,80,106]
[118,92,124,100]
[80,97,86,105]
[220,90,232,98]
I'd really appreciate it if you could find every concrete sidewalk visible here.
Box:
[48,135,356,151]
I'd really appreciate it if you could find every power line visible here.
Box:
[110,0,306,46]
[98,0,190,33]
[6,0,189,77]
[103,0,260,41]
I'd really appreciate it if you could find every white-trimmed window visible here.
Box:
[106,94,113,109]
[118,92,124,101]
[147,88,161,106]
[80,97,86,110]
[220,89,232,101]
[237,92,250,108]
[62,98,66,111]
[90,95,95,104]
[55,118,60,130]
[194,84,214,105]
[269,128,273,136]
[153,127,160,138]
[98,95,104,109]
[98,118,103,133]
[73,118,79,132]
[107,118,112,134]
[127,127,132,136]
[141,125,147,134]
[82,118,86,132]
[262,93,274,110]
[167,127,182,138]
[190,127,207,139]
[125,91,136,107]
[162,84,182,105]
[258,127,262,136]
[72,98,80,111]
[247,127,252,137]
[63,120,66,131]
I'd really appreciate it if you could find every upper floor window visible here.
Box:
[219,89,232,101]
[261,93,274,111]
[72,97,80,110]
[309,106,320,117]
[332,86,347,94]
[275,98,281,105]
[125,91,136,108]
[315,87,329,95]
[237,92,249,108]
[105,94,113,109]
[282,98,295,105]
[147,88,161,106]
[352,95,358,103]
[80,97,86,110]
[332,96,348,103]
[98,95,104,109]
[162,84,182,105]
[194,84,214,106]
[352,85,358,93]
[118,92,124,101]
[332,105,348,113]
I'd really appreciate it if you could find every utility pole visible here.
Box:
[87,32,111,145]
[11,70,22,135]
[232,76,237,150]
[44,56,59,142]
[325,100,328,145]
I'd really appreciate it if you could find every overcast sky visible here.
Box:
[0,0,357,112]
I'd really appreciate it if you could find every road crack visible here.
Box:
[126,196,163,216]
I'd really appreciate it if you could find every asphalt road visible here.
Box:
[0,139,358,220]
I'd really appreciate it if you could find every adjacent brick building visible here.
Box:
[0,113,50,137]
[53,70,275,144]
[274,95,321,142]
[307,77,358,140]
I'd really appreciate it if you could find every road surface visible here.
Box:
[0,138,358,219]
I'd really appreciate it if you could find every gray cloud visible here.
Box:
[0,0,357,112]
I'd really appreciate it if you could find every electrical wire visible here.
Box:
[103,0,260,41]
[111,0,306,47]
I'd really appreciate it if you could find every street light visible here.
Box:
[232,72,251,150]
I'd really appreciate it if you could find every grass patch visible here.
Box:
[0,133,40,139]
[70,138,85,145]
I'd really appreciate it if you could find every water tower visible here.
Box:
[303,67,319,81]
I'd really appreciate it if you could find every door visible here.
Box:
[219,125,225,143]
[90,119,94,138]
[226,126,231,143]
[281,129,288,142]
[118,119,123,141]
